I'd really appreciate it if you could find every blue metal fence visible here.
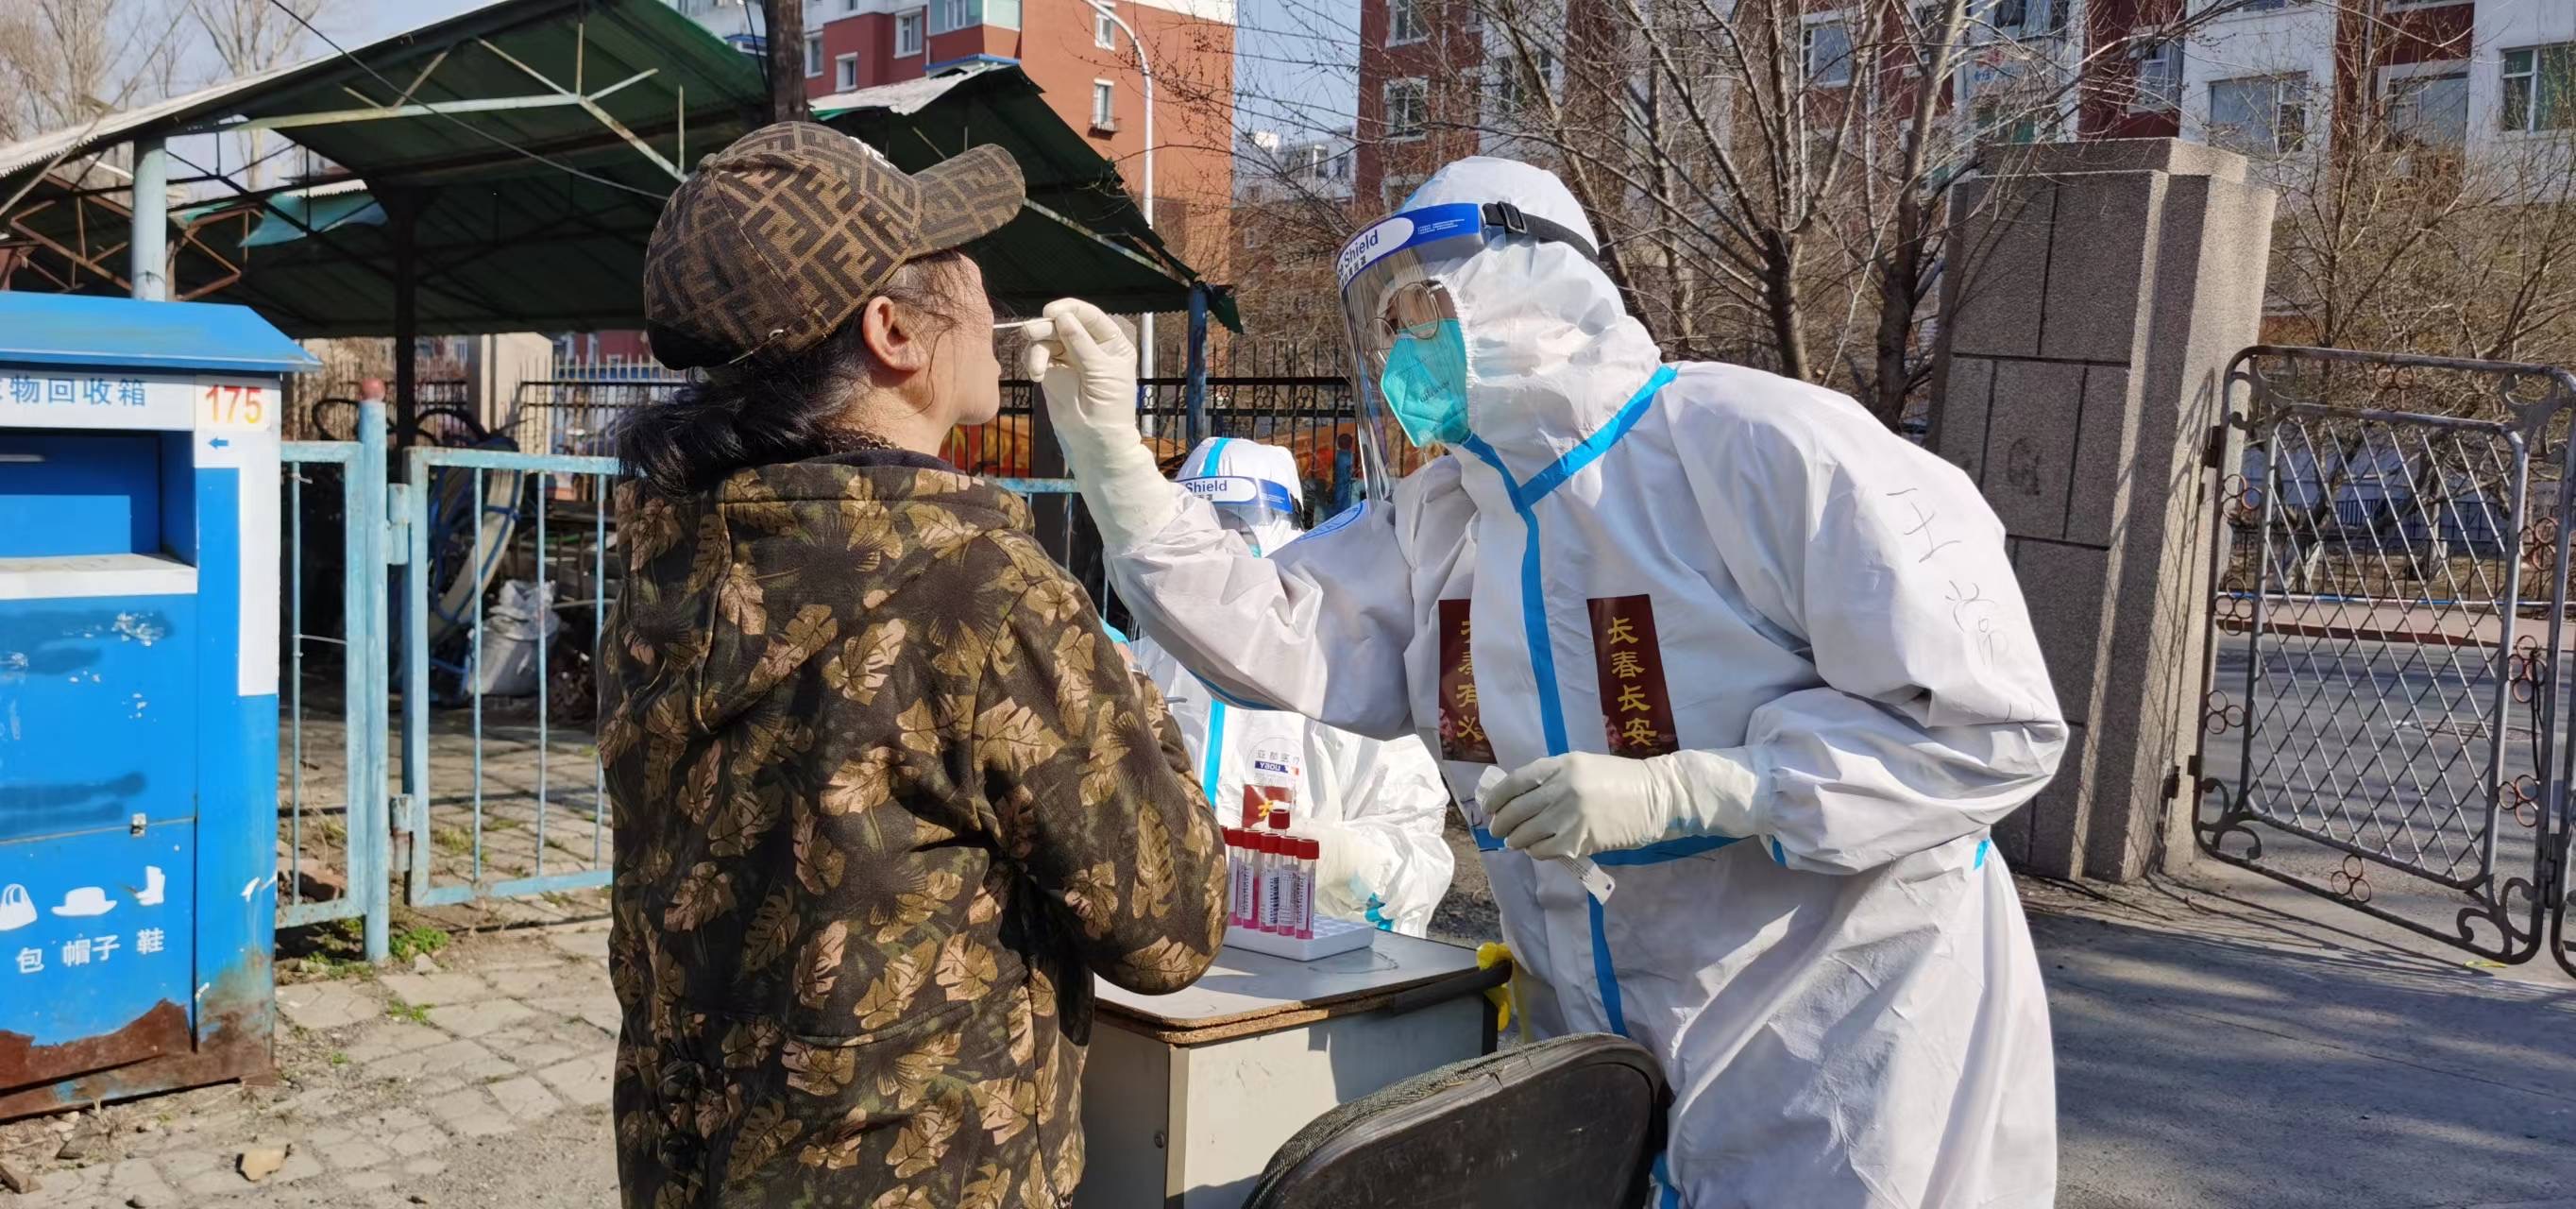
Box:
[398,446,621,908]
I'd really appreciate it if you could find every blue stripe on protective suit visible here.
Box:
[1457,367,1679,1043]
[1200,698,1229,810]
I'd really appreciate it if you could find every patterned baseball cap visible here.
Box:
[642,122,1025,368]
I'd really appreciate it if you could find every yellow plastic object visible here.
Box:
[1476,942,1516,1034]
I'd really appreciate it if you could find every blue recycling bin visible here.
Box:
[0,293,315,1115]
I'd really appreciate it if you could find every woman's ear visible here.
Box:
[858,296,931,374]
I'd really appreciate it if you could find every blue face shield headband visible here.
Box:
[1180,473,1298,554]
[1338,201,1602,454]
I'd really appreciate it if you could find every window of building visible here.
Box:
[2502,45,2576,134]
[2208,74,2310,154]
[835,53,858,92]
[804,34,823,77]
[1093,79,1117,129]
[2133,40,2181,111]
[930,0,974,35]
[1490,46,1558,112]
[1388,0,1426,46]
[844,0,858,10]
[1094,7,1117,48]
[2386,69,2468,146]
[895,9,924,56]
[986,0,1020,29]
[1803,15,1853,88]
[1971,97,2041,144]
[1384,77,1429,141]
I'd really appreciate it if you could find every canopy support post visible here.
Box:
[390,189,420,446]
[1184,283,1210,446]
[129,139,169,300]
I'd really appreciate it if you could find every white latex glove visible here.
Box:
[1485,750,1762,861]
[1308,818,1395,918]
[1020,298,1176,550]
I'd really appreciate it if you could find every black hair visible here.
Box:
[618,251,970,496]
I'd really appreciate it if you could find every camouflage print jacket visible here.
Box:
[599,452,1229,1209]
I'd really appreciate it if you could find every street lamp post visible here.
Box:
[1089,0,1156,388]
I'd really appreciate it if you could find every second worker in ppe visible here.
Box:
[1023,155,2065,1208]
[1127,436,1455,936]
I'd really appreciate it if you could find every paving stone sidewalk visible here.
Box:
[0,919,622,1209]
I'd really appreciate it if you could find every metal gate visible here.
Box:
[2196,346,2576,973]
[397,446,622,908]
[280,403,395,960]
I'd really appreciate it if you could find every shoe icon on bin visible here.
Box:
[51,886,116,918]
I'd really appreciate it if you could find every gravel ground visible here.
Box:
[1427,813,1501,945]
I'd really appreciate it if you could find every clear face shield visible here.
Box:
[1337,205,1490,495]
[1336,200,1605,494]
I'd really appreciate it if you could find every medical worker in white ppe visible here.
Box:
[1023,157,2065,1208]
[1126,436,1455,936]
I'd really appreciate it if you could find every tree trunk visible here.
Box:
[1763,230,1807,382]
[765,0,808,125]
[1873,188,1925,428]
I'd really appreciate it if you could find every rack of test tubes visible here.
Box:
[1220,782,1377,961]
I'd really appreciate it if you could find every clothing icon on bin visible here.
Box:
[137,865,165,907]
[0,885,34,932]
[51,886,116,918]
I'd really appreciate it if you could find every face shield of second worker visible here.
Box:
[1175,437,1305,556]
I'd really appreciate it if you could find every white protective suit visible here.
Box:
[1127,437,1455,936]
[1055,159,2068,1207]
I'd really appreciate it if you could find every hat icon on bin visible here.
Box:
[51,887,117,918]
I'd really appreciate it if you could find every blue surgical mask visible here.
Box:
[1378,319,1471,448]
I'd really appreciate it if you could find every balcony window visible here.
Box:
[2502,45,2576,134]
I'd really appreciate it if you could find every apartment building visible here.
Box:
[1350,0,2568,204]
[668,0,1237,275]
[1228,128,1355,362]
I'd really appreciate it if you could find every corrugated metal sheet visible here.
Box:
[0,60,312,184]
[818,66,1239,327]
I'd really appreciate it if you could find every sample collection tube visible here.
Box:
[1291,837,1317,940]
[1252,831,1277,933]
[1224,828,1254,928]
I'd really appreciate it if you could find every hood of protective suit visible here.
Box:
[1398,159,1665,470]
[1177,436,1304,554]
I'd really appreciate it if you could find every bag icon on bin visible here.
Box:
[0,884,34,932]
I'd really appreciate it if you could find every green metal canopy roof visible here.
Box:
[815,65,1238,328]
[0,0,1228,337]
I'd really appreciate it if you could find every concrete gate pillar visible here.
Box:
[1933,139,2276,881]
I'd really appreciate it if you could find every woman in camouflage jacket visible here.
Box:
[602,124,1228,1209]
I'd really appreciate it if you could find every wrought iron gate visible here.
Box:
[2197,346,2576,973]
